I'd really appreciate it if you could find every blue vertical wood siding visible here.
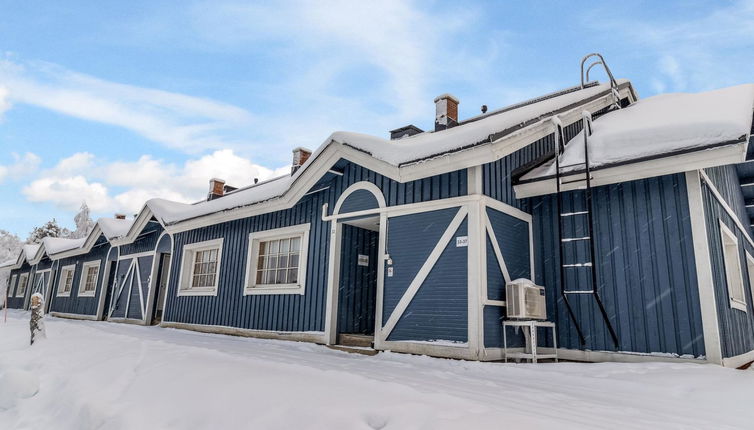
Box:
[7,264,31,309]
[704,165,751,237]
[701,178,754,358]
[164,161,467,334]
[531,173,705,356]
[339,189,380,213]
[337,225,378,335]
[483,120,584,209]
[388,217,468,343]
[483,207,532,348]
[49,240,111,316]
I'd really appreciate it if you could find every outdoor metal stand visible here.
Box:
[503,320,558,363]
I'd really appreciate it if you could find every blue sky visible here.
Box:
[1,0,753,239]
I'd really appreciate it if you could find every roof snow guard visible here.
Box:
[515,84,754,197]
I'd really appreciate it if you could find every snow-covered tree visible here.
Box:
[27,219,70,243]
[69,202,95,239]
[0,229,22,301]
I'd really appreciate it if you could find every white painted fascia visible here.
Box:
[515,143,746,198]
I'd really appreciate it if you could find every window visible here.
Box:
[245,224,310,295]
[16,273,28,297]
[57,265,76,297]
[720,221,746,312]
[78,261,100,297]
[178,238,223,296]
[9,275,17,296]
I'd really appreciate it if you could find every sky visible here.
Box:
[1,0,754,239]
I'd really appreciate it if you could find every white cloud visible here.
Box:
[0,59,256,153]
[24,176,112,212]
[586,0,754,92]
[0,152,41,184]
[22,150,289,215]
[0,86,10,119]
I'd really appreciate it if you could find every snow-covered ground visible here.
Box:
[1,310,752,429]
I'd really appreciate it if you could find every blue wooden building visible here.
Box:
[5,59,754,367]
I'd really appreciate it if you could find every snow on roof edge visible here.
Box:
[144,80,634,226]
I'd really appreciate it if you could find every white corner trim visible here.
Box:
[77,260,101,297]
[381,206,468,338]
[56,264,77,297]
[685,171,723,365]
[243,224,311,296]
[96,247,120,320]
[176,238,223,297]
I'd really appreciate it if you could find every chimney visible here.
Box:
[389,124,424,140]
[114,213,126,220]
[434,93,460,131]
[291,147,312,175]
[208,178,225,201]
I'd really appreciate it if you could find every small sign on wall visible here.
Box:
[387,267,394,277]
[456,236,469,247]
[357,254,369,266]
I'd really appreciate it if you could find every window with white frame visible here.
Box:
[245,224,310,295]
[9,274,17,296]
[178,238,223,296]
[16,273,28,297]
[57,265,76,297]
[720,222,747,312]
[78,261,100,297]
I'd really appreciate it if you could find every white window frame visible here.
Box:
[57,264,77,297]
[244,224,310,296]
[77,260,101,297]
[9,274,17,296]
[16,273,28,297]
[177,238,223,297]
[719,221,747,312]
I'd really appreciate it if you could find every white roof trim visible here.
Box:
[145,85,634,233]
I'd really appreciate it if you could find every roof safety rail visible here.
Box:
[580,53,622,110]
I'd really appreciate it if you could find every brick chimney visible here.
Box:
[114,213,126,220]
[291,147,312,175]
[208,178,226,201]
[434,93,460,131]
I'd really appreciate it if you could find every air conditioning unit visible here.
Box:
[506,279,546,320]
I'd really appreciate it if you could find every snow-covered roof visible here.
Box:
[0,258,15,268]
[145,80,630,226]
[22,244,40,260]
[148,175,293,225]
[97,217,135,240]
[522,84,754,181]
[330,80,630,166]
[42,237,86,255]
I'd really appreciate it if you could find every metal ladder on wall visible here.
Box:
[553,113,619,348]
[552,53,625,347]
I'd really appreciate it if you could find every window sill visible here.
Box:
[78,291,96,297]
[56,292,72,298]
[244,285,305,296]
[730,299,747,312]
[177,287,218,297]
